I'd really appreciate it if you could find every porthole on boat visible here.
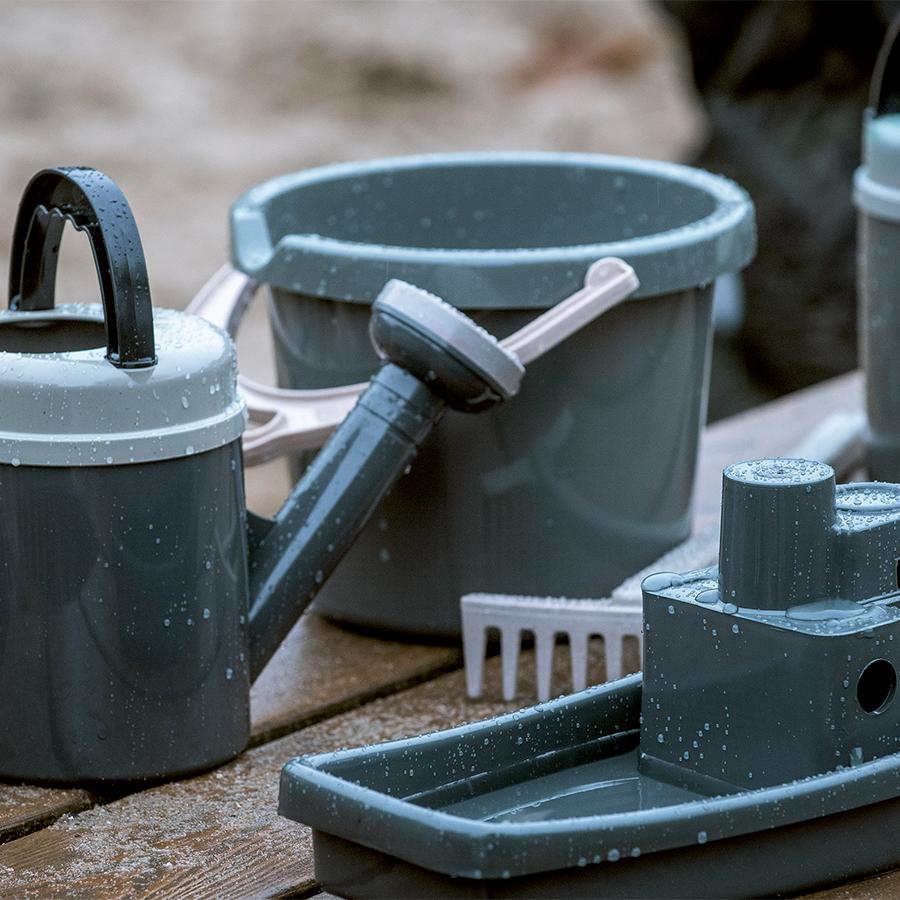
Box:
[857,659,897,714]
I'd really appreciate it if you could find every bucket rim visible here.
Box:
[231,151,756,308]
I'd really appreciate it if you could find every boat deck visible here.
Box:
[0,370,889,899]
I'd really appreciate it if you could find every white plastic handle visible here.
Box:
[501,258,638,364]
[188,259,639,466]
[187,266,365,465]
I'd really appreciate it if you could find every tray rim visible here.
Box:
[279,674,900,879]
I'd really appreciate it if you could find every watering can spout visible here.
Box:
[245,280,525,680]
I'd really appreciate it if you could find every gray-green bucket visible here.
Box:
[231,152,755,638]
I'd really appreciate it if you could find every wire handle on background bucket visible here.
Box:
[8,167,157,369]
[188,259,639,466]
[872,14,900,115]
[187,267,365,465]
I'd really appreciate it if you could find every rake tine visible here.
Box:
[500,626,521,701]
[569,630,590,693]
[604,629,624,683]
[462,616,488,700]
[535,627,556,702]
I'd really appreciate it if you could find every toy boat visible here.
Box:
[279,459,900,897]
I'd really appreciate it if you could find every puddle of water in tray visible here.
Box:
[440,749,703,823]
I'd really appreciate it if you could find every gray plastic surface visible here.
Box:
[0,168,533,783]
[230,152,754,307]
[281,677,900,897]
[278,460,900,896]
[1,166,244,466]
[0,443,250,782]
[859,25,900,480]
[855,114,900,222]
[643,461,900,793]
[0,303,244,466]
[859,191,900,479]
[234,154,755,637]
[718,458,835,610]
[372,279,524,403]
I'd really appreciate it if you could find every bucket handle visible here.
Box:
[187,266,364,465]
[8,167,157,369]
[188,259,638,466]
[872,14,900,115]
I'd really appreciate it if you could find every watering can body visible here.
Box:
[0,380,450,783]
[0,168,520,783]
[0,446,251,781]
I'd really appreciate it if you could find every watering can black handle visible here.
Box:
[872,14,900,115]
[7,167,157,369]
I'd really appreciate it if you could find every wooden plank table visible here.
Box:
[2,370,890,899]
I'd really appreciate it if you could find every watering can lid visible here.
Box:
[0,303,244,467]
[0,166,244,467]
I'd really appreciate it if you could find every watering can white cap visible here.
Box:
[0,304,245,467]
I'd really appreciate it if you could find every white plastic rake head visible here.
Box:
[462,409,866,703]
[187,259,639,464]
[462,524,720,703]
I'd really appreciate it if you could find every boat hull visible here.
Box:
[279,675,900,897]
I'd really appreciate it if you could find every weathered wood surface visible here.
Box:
[4,635,883,899]
[249,613,460,743]
[809,869,900,899]
[0,787,93,846]
[1,370,886,898]
[0,614,459,844]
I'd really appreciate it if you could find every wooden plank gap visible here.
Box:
[0,788,98,847]
[267,881,323,898]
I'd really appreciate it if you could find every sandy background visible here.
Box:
[0,0,703,509]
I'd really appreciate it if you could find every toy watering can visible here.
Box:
[0,168,637,783]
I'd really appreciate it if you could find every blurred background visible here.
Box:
[0,0,894,505]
